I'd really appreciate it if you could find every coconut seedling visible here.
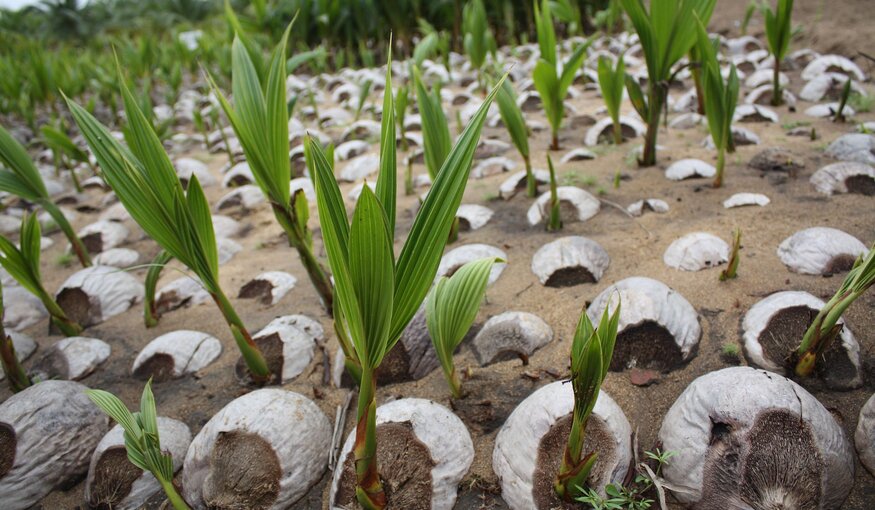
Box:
[414,69,451,183]
[305,56,504,507]
[0,280,30,392]
[354,78,373,121]
[66,67,272,383]
[426,257,500,399]
[546,155,562,231]
[620,0,716,166]
[0,214,83,337]
[553,303,621,501]
[597,55,626,145]
[0,124,92,267]
[796,243,875,377]
[533,0,593,150]
[209,27,334,313]
[462,0,496,92]
[833,79,853,123]
[695,17,739,188]
[86,381,190,510]
[495,78,536,197]
[762,0,794,106]
[719,228,741,281]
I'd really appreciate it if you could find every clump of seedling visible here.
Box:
[534,0,593,149]
[305,52,504,507]
[695,16,738,188]
[621,0,716,166]
[554,303,621,500]
[720,228,741,281]
[833,79,852,123]
[762,0,794,106]
[796,243,875,377]
[209,25,334,312]
[495,78,536,197]
[0,279,30,392]
[0,124,92,267]
[597,54,626,145]
[426,257,499,398]
[547,155,562,232]
[0,214,82,337]
[67,63,272,383]
[86,381,190,510]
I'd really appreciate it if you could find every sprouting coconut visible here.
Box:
[330,398,474,510]
[527,187,600,227]
[0,380,109,509]
[55,265,145,328]
[132,330,222,381]
[659,367,855,509]
[183,389,330,509]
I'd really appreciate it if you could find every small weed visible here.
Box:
[596,187,607,196]
[781,120,810,130]
[849,92,874,113]
[56,253,74,267]
[722,343,740,357]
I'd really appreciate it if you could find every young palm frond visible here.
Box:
[66,65,271,382]
[547,155,562,232]
[695,17,739,188]
[720,228,742,281]
[554,303,621,501]
[0,124,92,267]
[762,0,794,106]
[426,257,500,399]
[597,55,626,145]
[796,244,875,377]
[209,24,334,313]
[533,0,593,150]
[462,0,496,92]
[86,381,191,510]
[495,79,535,197]
[620,0,717,166]
[414,69,452,181]
[305,54,505,508]
[0,214,82,337]
[144,250,173,328]
[0,280,31,392]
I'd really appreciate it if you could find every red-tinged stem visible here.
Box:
[354,366,386,509]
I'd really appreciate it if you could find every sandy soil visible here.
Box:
[5,1,875,509]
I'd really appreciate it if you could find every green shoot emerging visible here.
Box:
[414,69,452,181]
[720,228,741,281]
[462,0,496,92]
[695,16,739,188]
[0,124,92,267]
[0,214,82,337]
[305,54,504,508]
[555,303,621,501]
[762,0,794,106]
[396,84,410,154]
[796,244,875,377]
[354,78,373,122]
[66,65,271,382]
[209,25,334,313]
[620,0,716,166]
[495,78,535,197]
[597,55,626,145]
[0,279,31,392]
[534,0,593,150]
[86,381,191,510]
[426,257,500,399]
[144,250,173,328]
[833,79,852,123]
[547,155,562,232]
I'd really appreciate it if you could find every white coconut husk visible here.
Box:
[456,204,494,231]
[856,394,875,477]
[584,116,645,146]
[531,236,610,286]
[498,170,550,199]
[2,285,47,331]
[825,134,875,165]
[665,158,716,181]
[55,265,145,327]
[132,330,222,380]
[777,227,868,275]
[436,244,507,286]
[627,198,669,216]
[810,162,875,196]
[471,311,553,365]
[722,192,770,208]
[31,336,111,381]
[238,271,297,306]
[663,232,729,271]
[527,186,600,226]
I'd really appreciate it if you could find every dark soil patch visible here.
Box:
[698,409,823,510]
[334,422,435,510]
[610,321,686,372]
[845,175,875,196]
[56,287,96,328]
[238,279,274,305]
[88,445,143,509]
[532,413,618,509]
[0,422,14,478]
[452,376,535,434]
[132,353,176,382]
[545,266,596,288]
[203,431,282,510]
